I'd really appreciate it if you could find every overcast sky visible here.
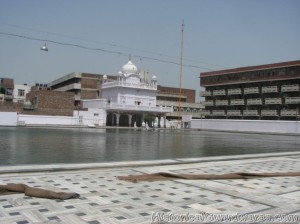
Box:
[1,0,299,102]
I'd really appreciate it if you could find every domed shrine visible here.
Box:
[82,58,171,127]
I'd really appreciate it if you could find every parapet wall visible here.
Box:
[191,119,300,135]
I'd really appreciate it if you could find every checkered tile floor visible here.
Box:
[1,153,300,223]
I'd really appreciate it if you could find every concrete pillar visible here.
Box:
[114,113,120,126]
[142,113,146,125]
[163,114,167,128]
[128,114,133,127]
[158,116,161,128]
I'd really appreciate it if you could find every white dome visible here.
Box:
[121,60,138,74]
[152,75,157,80]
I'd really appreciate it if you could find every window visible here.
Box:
[33,96,38,108]
[18,89,25,97]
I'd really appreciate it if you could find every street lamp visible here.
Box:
[40,43,48,51]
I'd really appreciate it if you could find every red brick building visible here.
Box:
[25,90,75,116]
[157,85,196,103]
[48,72,117,107]
[0,78,14,102]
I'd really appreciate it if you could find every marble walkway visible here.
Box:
[0,152,300,224]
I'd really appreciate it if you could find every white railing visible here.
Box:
[247,98,262,105]
[227,88,242,95]
[262,86,278,93]
[227,110,242,116]
[200,90,211,96]
[244,87,259,94]
[202,100,214,106]
[265,98,282,104]
[215,100,229,106]
[201,110,211,116]
[285,97,300,104]
[261,110,278,116]
[212,110,225,116]
[212,89,226,96]
[102,81,157,90]
[243,110,259,116]
[281,84,299,92]
[230,99,245,105]
[281,110,298,117]
[105,103,171,112]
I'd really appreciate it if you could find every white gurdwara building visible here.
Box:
[81,59,171,127]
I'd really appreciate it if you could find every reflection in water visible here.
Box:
[0,127,299,165]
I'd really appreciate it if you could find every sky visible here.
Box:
[0,0,300,102]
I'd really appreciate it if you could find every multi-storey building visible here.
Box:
[47,73,117,107]
[200,60,300,120]
[157,85,203,119]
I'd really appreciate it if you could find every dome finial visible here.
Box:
[121,57,138,74]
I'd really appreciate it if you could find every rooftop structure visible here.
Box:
[200,60,300,120]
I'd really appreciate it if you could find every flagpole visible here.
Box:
[178,20,184,128]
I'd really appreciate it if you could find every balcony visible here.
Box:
[212,110,225,116]
[230,99,245,105]
[200,90,211,97]
[261,110,278,116]
[244,87,259,94]
[227,110,242,116]
[215,100,229,106]
[265,98,282,104]
[227,88,242,95]
[247,98,262,105]
[202,100,214,106]
[102,80,157,90]
[243,110,259,116]
[201,110,211,116]
[281,110,298,117]
[212,89,226,96]
[285,97,300,104]
[262,86,278,93]
[281,84,299,92]
[55,83,81,91]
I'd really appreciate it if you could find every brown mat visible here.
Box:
[117,171,300,182]
[0,183,80,200]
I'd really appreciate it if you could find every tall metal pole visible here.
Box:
[178,20,184,128]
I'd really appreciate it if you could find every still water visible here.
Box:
[0,127,299,165]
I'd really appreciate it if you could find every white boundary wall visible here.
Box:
[191,119,300,134]
[18,114,78,126]
[0,112,18,126]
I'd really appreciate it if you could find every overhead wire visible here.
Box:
[0,31,215,71]
[0,22,225,69]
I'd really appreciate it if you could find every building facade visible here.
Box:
[199,60,300,120]
[47,72,117,107]
[82,59,171,127]
[156,85,203,119]
[25,90,75,116]
[0,78,14,102]
[13,84,31,103]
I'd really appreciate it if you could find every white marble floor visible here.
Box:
[1,152,300,223]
